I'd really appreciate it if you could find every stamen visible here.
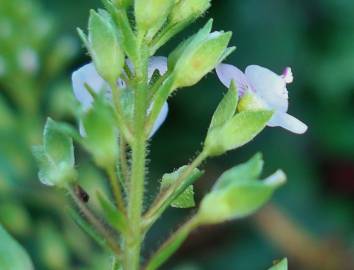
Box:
[281,67,293,84]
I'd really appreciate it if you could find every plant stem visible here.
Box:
[67,185,122,257]
[107,165,126,213]
[124,37,148,269]
[145,216,200,270]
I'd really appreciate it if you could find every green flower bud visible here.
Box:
[169,0,211,25]
[169,20,233,88]
[33,118,77,188]
[197,155,286,224]
[135,0,174,37]
[79,10,124,83]
[112,0,132,8]
[81,94,119,169]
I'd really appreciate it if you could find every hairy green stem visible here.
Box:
[145,216,200,270]
[124,37,149,269]
[107,165,126,213]
[67,185,122,257]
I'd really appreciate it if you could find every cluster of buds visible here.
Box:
[32,0,305,269]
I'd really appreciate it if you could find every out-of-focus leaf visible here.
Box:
[96,192,127,234]
[0,224,33,270]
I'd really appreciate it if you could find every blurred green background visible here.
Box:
[0,0,353,269]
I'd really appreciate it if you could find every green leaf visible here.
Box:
[213,153,263,190]
[205,110,273,156]
[96,192,127,234]
[34,119,77,187]
[268,258,288,270]
[208,81,238,131]
[0,225,33,270]
[68,208,107,249]
[198,158,286,224]
[160,166,200,208]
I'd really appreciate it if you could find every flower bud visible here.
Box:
[80,10,124,84]
[112,0,132,8]
[135,0,174,36]
[170,20,233,88]
[197,155,286,224]
[169,0,211,25]
[33,118,77,187]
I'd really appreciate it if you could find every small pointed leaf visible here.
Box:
[160,166,198,208]
[268,258,288,270]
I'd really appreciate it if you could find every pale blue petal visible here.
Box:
[245,65,288,112]
[268,111,307,134]
[149,102,168,138]
[71,63,110,110]
[148,56,168,79]
[216,63,251,96]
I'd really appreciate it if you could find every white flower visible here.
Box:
[72,56,169,137]
[216,63,307,134]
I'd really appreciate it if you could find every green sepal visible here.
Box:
[208,81,238,131]
[268,258,288,270]
[87,9,124,83]
[96,192,127,234]
[0,225,33,270]
[213,153,263,190]
[103,1,138,61]
[205,110,273,156]
[81,93,119,168]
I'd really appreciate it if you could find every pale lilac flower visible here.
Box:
[72,56,168,137]
[216,64,307,134]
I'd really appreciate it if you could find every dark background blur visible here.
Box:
[0,0,353,269]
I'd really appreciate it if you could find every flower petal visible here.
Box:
[72,63,110,110]
[216,63,251,96]
[149,102,168,138]
[245,65,288,112]
[268,111,307,134]
[148,56,168,79]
